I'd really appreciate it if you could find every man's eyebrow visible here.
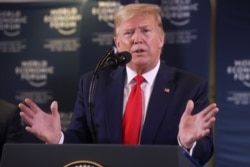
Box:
[139,24,150,28]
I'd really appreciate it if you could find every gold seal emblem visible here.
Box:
[64,160,103,167]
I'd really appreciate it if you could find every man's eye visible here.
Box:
[124,31,132,35]
[143,29,150,33]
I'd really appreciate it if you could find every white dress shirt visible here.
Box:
[123,60,160,128]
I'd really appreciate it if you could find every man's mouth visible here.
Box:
[133,49,145,53]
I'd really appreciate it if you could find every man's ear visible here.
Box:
[158,34,165,48]
[114,37,119,49]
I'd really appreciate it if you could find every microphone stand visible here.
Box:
[88,48,115,143]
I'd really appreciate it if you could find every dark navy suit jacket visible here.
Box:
[64,62,213,165]
[0,100,22,160]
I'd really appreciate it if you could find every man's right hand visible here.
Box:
[19,98,62,144]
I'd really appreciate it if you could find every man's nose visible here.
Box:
[133,31,143,44]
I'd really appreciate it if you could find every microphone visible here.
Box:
[88,48,131,143]
[101,51,132,70]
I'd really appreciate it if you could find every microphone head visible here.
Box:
[117,51,132,66]
[102,51,132,70]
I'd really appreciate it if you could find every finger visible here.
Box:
[25,126,37,136]
[202,128,210,137]
[202,117,216,129]
[203,106,219,122]
[18,103,35,118]
[24,98,41,113]
[20,112,33,126]
[203,110,218,123]
[201,103,218,117]
[207,117,216,128]
[196,128,211,139]
[183,100,194,117]
[50,101,59,116]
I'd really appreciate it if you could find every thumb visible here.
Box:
[183,100,194,117]
[50,101,59,116]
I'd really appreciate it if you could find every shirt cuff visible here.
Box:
[177,136,197,156]
[58,131,64,144]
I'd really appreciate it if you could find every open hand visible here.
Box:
[19,98,62,144]
[178,100,219,149]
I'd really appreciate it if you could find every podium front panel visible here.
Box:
[1,144,199,167]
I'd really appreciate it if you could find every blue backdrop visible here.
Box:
[214,0,250,166]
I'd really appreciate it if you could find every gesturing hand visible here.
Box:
[19,98,62,144]
[178,100,219,149]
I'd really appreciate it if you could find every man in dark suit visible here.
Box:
[19,3,219,166]
[0,99,22,160]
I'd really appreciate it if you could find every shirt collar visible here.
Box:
[125,60,160,86]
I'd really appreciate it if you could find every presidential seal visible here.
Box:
[64,160,103,167]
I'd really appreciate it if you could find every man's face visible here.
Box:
[114,13,164,73]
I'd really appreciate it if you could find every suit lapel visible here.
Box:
[141,64,175,144]
[103,68,126,143]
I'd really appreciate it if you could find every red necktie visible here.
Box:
[122,75,144,144]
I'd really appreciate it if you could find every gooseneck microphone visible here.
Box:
[101,51,132,70]
[88,47,131,143]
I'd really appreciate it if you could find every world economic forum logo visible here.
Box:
[0,10,27,37]
[44,7,82,35]
[91,1,121,28]
[15,60,54,87]
[161,0,199,26]
[227,59,250,87]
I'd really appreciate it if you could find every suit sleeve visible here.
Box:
[63,74,93,143]
[191,79,214,166]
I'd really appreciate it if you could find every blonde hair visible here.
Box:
[114,3,165,36]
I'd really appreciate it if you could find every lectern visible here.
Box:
[1,144,201,167]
